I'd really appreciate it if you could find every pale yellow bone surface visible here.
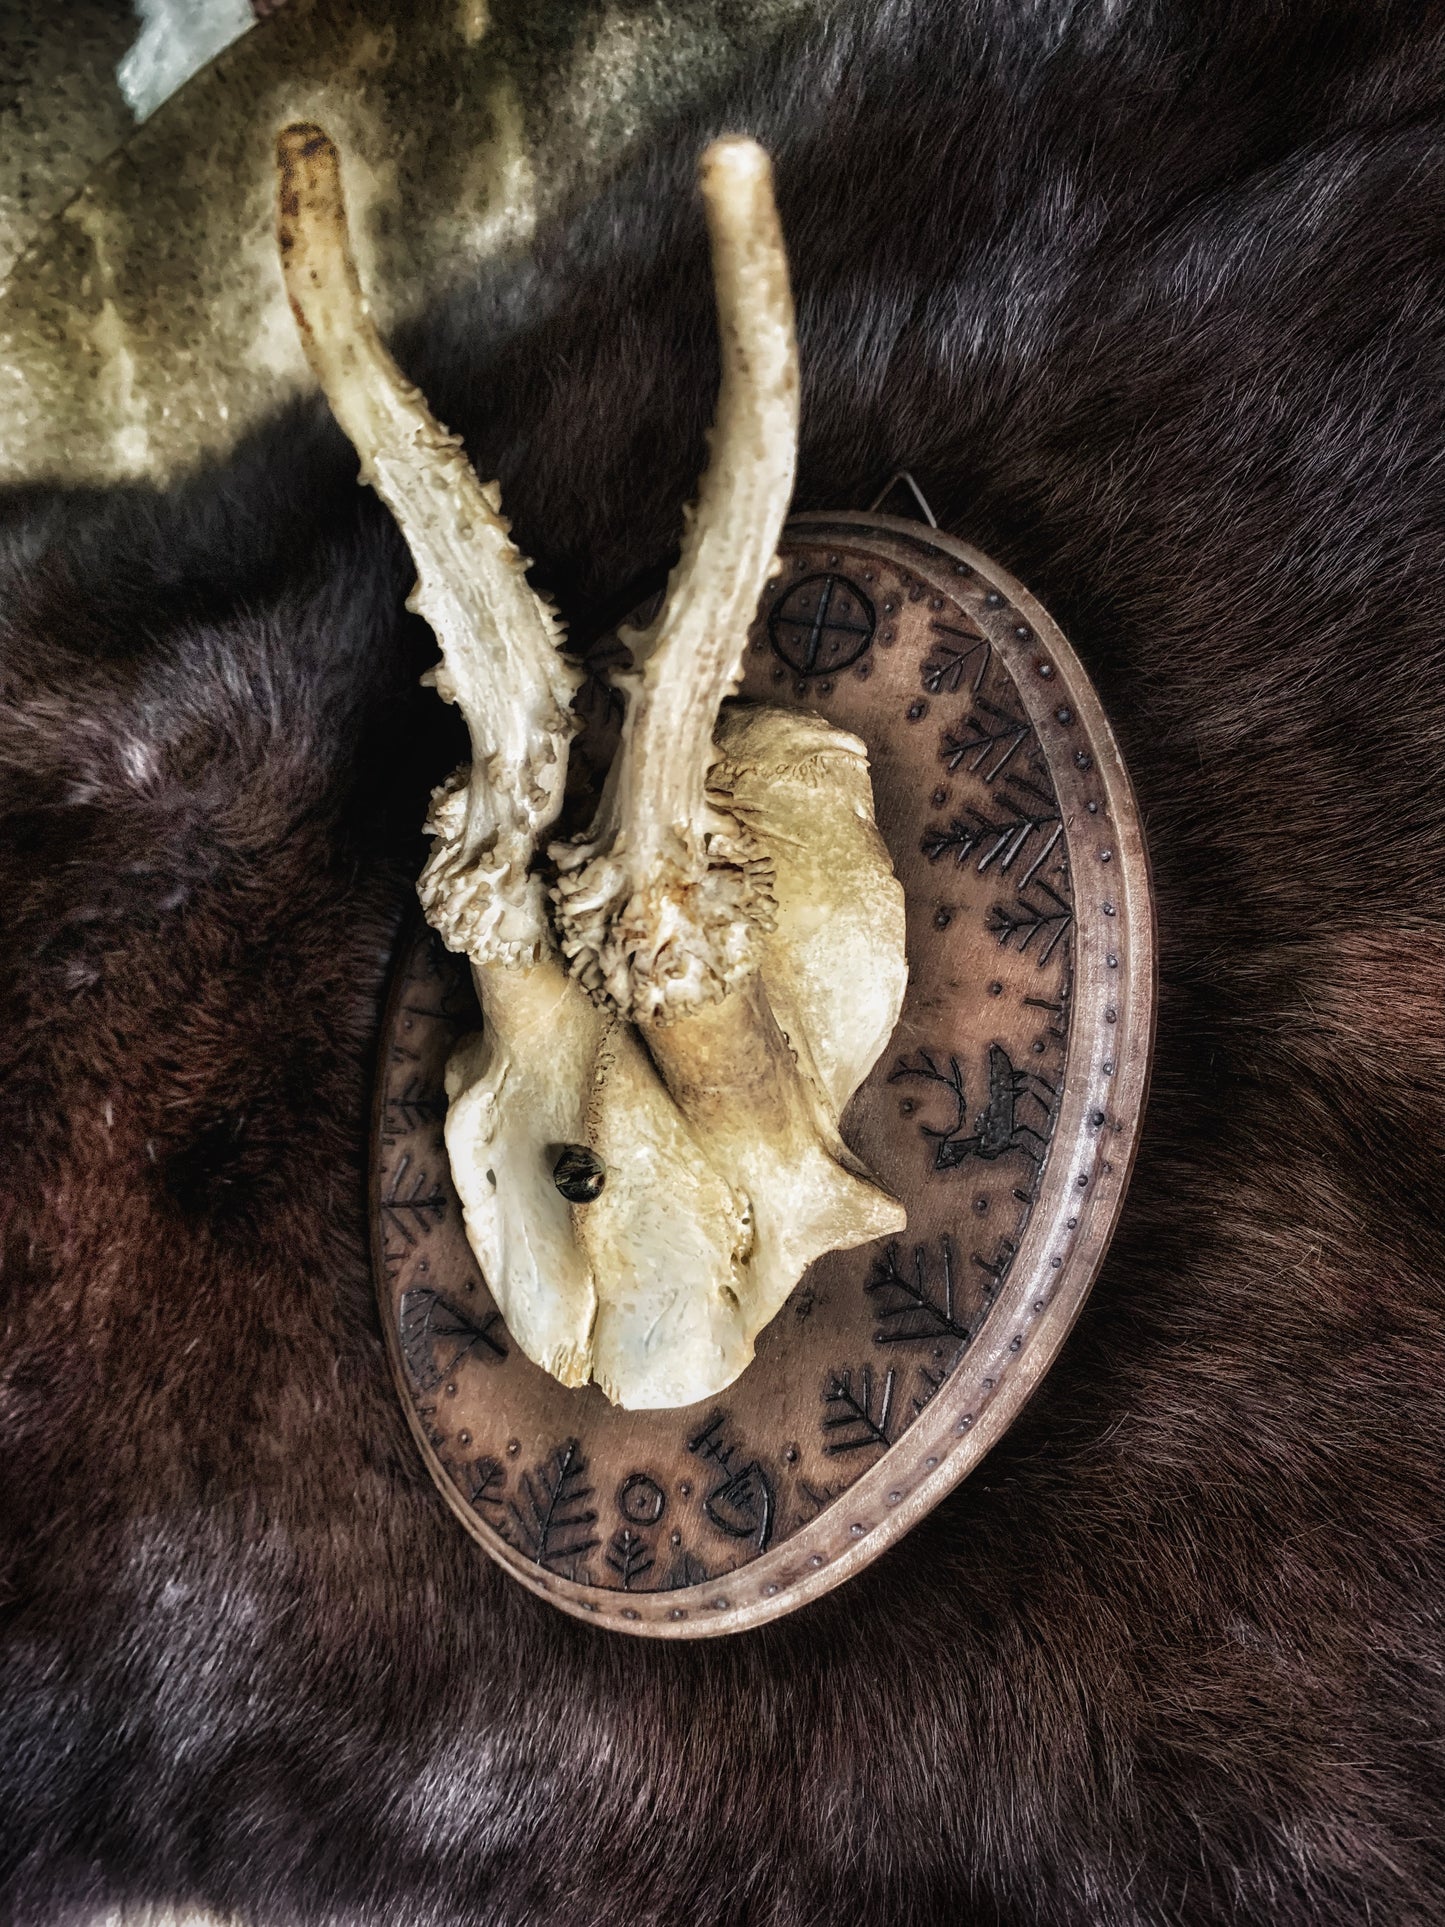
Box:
[711,704,908,1120]
[277,123,908,1410]
[575,701,910,1405]
[277,122,579,968]
[440,957,604,1388]
[550,136,799,1021]
[442,704,909,1409]
[577,1026,756,1410]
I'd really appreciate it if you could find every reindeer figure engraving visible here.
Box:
[891,1044,1056,1169]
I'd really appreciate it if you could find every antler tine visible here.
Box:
[619,137,800,849]
[276,123,581,966]
[551,137,799,1017]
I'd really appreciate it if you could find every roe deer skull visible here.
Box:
[277,123,907,1409]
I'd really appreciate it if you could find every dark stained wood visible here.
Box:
[370,513,1156,1636]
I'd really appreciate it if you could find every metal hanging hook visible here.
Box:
[866,469,938,527]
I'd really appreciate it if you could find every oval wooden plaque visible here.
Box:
[370,512,1155,1636]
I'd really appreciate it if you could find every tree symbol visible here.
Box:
[922,807,1061,890]
[399,1288,506,1391]
[380,1151,447,1246]
[866,1237,972,1344]
[507,1439,600,1577]
[821,1367,897,1454]
[922,619,991,695]
[987,877,1074,965]
[605,1528,654,1590]
[941,699,1032,782]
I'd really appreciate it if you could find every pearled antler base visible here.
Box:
[370,513,1155,1636]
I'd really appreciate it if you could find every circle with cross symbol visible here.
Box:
[767,572,875,675]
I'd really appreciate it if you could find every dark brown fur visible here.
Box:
[4,2,1445,1920]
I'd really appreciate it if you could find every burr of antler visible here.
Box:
[277,123,908,1409]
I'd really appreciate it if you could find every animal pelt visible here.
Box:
[3,2,1445,1921]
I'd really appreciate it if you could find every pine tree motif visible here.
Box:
[922,621,991,695]
[921,807,1061,889]
[605,1528,655,1590]
[384,1075,447,1133]
[866,1237,972,1345]
[508,1439,600,1576]
[821,1367,897,1455]
[380,1151,447,1245]
[399,1288,507,1391]
[987,877,1074,965]
[941,699,1032,782]
[463,1455,507,1517]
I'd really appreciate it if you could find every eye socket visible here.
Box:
[553,1144,606,1203]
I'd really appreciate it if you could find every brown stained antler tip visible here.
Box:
[276,121,335,166]
[274,121,581,969]
[275,123,341,235]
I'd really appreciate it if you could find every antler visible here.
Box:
[276,124,907,1411]
[550,137,799,1019]
[276,123,580,967]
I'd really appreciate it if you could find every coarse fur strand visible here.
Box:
[4,1,1445,1921]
